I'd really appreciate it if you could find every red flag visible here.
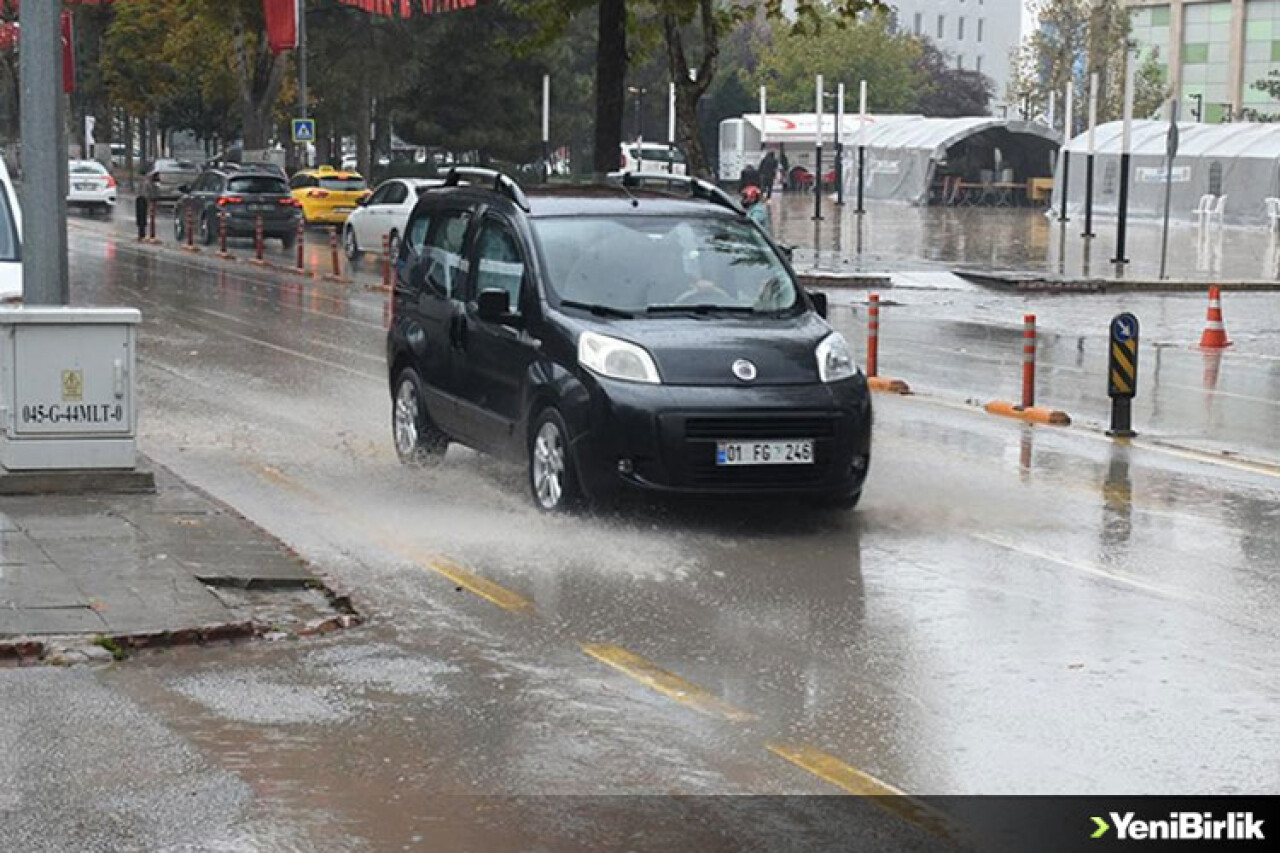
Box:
[263,0,297,54]
[62,11,74,93]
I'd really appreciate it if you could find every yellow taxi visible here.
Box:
[289,166,370,225]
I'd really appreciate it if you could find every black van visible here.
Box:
[386,169,871,511]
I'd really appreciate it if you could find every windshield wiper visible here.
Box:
[559,299,634,319]
[646,304,758,315]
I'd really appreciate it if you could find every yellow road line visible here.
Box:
[582,643,755,722]
[425,556,535,613]
[765,741,954,840]
[250,462,535,614]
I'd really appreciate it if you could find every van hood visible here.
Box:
[586,311,833,387]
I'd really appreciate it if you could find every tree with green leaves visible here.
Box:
[1009,0,1168,128]
[749,4,925,115]
[912,39,993,118]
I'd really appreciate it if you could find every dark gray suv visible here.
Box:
[174,166,302,249]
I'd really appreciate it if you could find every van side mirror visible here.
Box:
[808,290,828,319]
[476,288,512,324]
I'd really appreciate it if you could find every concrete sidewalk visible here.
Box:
[0,459,355,660]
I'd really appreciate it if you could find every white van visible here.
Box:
[621,142,686,175]
[0,156,22,302]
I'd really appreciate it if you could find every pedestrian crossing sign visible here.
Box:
[292,119,315,143]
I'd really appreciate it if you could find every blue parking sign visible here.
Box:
[292,119,315,143]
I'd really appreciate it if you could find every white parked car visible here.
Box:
[0,156,21,301]
[343,177,441,261]
[67,159,117,216]
[621,142,686,175]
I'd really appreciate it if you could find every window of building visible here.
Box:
[957,55,964,69]
[1209,161,1224,196]
[978,18,984,43]
[958,17,965,40]
[914,11,922,35]
[976,55,983,73]
[937,14,945,39]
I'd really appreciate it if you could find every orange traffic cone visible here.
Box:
[1198,286,1232,349]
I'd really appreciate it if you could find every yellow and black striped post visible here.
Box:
[1107,312,1140,437]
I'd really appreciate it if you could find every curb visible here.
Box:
[868,376,911,394]
[0,611,365,668]
[984,400,1072,425]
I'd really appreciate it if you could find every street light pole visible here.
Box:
[1083,71,1098,238]
[1059,81,1072,222]
[1112,47,1136,266]
[856,79,867,215]
[835,82,845,206]
[20,0,69,305]
[298,0,308,167]
[543,74,552,180]
[813,74,824,221]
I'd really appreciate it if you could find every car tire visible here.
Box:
[281,231,296,251]
[392,369,448,467]
[529,408,583,513]
[344,226,360,261]
[199,213,215,246]
[387,230,400,258]
[173,210,185,242]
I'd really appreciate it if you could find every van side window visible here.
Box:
[472,219,526,314]
[423,210,472,299]
[407,214,432,257]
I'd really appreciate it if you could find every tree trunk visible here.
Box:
[356,90,372,181]
[663,0,717,179]
[123,111,134,191]
[593,0,627,173]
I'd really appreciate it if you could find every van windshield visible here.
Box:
[534,215,797,316]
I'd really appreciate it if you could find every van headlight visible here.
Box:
[815,332,858,383]
[578,331,661,384]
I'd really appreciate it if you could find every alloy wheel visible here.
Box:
[393,379,420,459]
[532,421,566,510]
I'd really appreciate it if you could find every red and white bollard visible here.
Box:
[982,312,1070,425]
[866,293,880,378]
[326,226,345,281]
[1021,313,1036,409]
[381,234,392,289]
[295,220,306,273]
[253,214,265,263]
[147,199,157,242]
[217,211,230,258]
[863,293,909,394]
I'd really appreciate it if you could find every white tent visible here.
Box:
[843,117,1062,205]
[1054,120,1280,226]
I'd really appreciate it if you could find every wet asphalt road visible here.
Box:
[3,216,1278,850]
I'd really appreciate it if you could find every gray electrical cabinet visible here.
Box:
[0,307,140,470]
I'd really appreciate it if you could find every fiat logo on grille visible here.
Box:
[731,359,758,382]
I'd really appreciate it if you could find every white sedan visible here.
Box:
[0,156,22,302]
[343,177,441,261]
[67,159,117,216]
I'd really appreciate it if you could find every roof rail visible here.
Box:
[607,171,744,216]
[442,166,530,211]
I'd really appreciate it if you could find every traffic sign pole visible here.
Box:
[1107,313,1140,437]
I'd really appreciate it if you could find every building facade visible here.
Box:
[1127,0,1280,122]
[890,0,1023,106]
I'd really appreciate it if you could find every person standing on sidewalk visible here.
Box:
[741,185,771,235]
[135,173,158,240]
[758,150,778,199]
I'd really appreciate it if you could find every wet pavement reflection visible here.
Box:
[23,213,1280,847]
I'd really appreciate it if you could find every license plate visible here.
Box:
[74,183,94,191]
[251,204,274,212]
[334,207,352,214]
[716,440,814,466]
